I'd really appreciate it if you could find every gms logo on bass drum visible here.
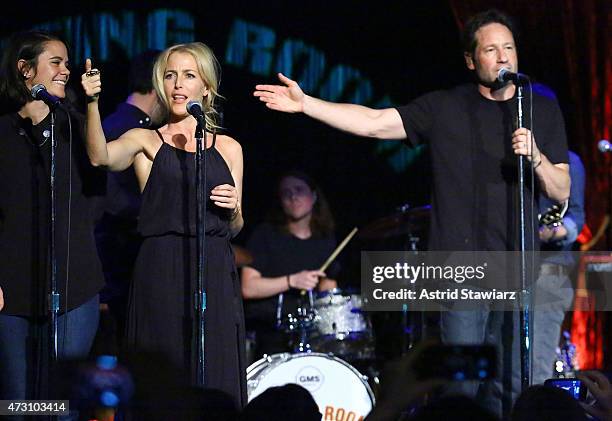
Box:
[296,366,325,392]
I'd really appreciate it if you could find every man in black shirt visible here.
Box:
[254,9,569,416]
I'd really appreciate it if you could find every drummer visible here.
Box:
[241,170,339,358]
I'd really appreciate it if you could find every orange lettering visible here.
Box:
[336,408,345,421]
[324,406,334,420]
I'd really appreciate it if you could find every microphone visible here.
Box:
[599,139,611,153]
[31,84,62,108]
[186,100,205,125]
[497,68,529,84]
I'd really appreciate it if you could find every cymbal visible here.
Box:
[359,205,431,240]
[232,244,253,267]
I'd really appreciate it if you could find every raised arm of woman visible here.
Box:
[81,58,145,171]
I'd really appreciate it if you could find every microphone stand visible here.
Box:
[48,108,60,364]
[516,84,531,391]
[607,148,612,250]
[194,118,207,387]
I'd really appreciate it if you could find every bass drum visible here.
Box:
[247,352,374,420]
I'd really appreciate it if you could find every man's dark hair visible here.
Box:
[0,31,64,114]
[128,49,161,95]
[462,9,518,56]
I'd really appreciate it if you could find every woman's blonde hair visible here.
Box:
[153,42,222,130]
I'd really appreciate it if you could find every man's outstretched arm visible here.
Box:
[254,73,407,140]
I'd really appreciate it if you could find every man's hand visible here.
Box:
[512,127,541,165]
[539,224,568,242]
[254,73,305,113]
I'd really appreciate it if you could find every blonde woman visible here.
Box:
[82,42,246,406]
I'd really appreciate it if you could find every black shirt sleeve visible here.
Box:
[535,95,569,165]
[395,91,442,147]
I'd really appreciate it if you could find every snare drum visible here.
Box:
[247,352,374,419]
[311,289,375,361]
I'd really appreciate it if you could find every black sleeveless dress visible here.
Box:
[127,131,246,407]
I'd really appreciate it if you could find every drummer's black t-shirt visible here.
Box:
[244,223,339,330]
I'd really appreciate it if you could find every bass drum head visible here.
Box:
[247,352,374,419]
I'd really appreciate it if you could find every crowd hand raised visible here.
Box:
[0,286,4,311]
[289,270,326,290]
[80,58,101,101]
[253,73,305,113]
[511,127,541,164]
[577,371,612,421]
[366,340,447,420]
[210,184,238,210]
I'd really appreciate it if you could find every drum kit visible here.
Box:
[247,288,377,418]
[243,204,431,418]
[281,288,375,361]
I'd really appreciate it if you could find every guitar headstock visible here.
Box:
[540,205,563,228]
[539,201,569,229]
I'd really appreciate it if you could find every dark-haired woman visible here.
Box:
[241,171,338,358]
[0,31,104,406]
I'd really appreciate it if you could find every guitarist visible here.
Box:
[533,150,585,384]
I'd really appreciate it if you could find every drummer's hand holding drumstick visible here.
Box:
[242,228,355,299]
[296,227,357,295]
[288,270,326,290]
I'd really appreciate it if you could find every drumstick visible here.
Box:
[300,227,359,296]
[319,227,358,272]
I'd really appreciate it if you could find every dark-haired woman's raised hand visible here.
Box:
[80,58,101,100]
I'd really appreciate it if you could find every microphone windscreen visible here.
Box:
[497,68,509,83]
[187,100,203,115]
[31,84,46,99]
